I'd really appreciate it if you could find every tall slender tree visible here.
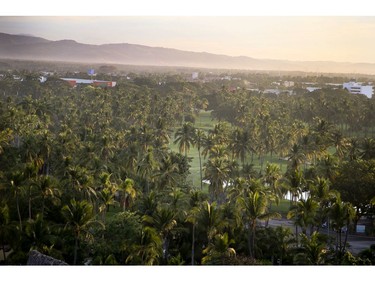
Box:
[174,122,195,158]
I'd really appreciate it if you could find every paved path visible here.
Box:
[267,218,375,254]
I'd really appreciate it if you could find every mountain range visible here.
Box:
[1,32,375,75]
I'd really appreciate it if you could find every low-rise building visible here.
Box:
[343,81,373,98]
[306,87,321,92]
[283,81,295,87]
[61,78,116,88]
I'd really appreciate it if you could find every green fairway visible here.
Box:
[269,199,292,218]
[170,110,290,189]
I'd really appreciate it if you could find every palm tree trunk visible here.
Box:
[41,197,45,218]
[343,226,349,253]
[123,196,126,212]
[251,223,256,259]
[102,210,106,224]
[28,186,32,220]
[338,229,344,263]
[74,235,79,265]
[247,227,252,258]
[191,223,195,265]
[162,237,168,263]
[1,238,6,262]
[198,148,203,190]
[16,191,22,232]
[265,202,272,227]
[295,224,298,247]
[335,230,339,263]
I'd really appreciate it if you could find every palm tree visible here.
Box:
[287,143,306,171]
[329,196,356,263]
[310,177,338,232]
[32,175,61,218]
[0,128,12,155]
[174,122,195,157]
[131,226,162,265]
[311,117,335,152]
[263,163,283,205]
[282,168,305,205]
[299,134,314,166]
[201,133,215,159]
[209,122,231,146]
[37,129,53,175]
[208,144,230,160]
[153,117,171,147]
[139,191,158,217]
[237,190,280,258]
[153,154,180,190]
[143,206,177,264]
[98,187,118,223]
[24,213,54,253]
[119,178,137,211]
[331,131,349,160]
[230,128,252,168]
[24,160,41,220]
[61,199,103,265]
[196,201,224,244]
[201,232,236,265]
[193,128,206,190]
[203,157,231,203]
[7,171,25,231]
[293,231,328,265]
[137,148,158,194]
[345,138,361,161]
[122,143,139,175]
[66,165,96,202]
[263,163,283,226]
[260,226,294,265]
[138,125,154,154]
[186,204,199,265]
[0,203,10,262]
[287,198,319,245]
[360,137,375,160]
[316,155,339,182]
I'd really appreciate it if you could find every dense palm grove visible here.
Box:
[0,69,375,265]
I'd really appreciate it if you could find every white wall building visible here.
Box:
[343,82,373,98]
[283,81,295,87]
[192,72,199,80]
[306,87,321,92]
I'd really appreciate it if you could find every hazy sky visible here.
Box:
[2,1,375,63]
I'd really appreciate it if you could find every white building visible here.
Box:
[306,87,321,92]
[343,82,373,98]
[283,81,295,87]
[61,78,116,88]
[192,72,199,80]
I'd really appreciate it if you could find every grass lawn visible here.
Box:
[170,110,290,189]
[269,199,292,218]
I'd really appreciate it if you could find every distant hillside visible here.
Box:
[1,32,375,74]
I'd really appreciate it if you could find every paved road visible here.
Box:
[267,218,375,254]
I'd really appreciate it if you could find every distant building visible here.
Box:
[61,78,116,88]
[264,89,294,95]
[13,75,23,81]
[306,87,321,92]
[343,81,373,98]
[192,72,199,80]
[283,81,295,87]
[39,76,47,83]
[264,89,281,95]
